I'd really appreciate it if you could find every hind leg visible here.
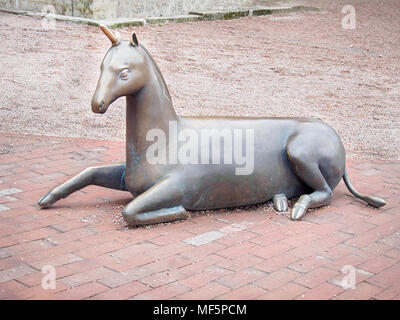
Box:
[287,147,334,221]
[38,163,127,208]
[291,188,332,220]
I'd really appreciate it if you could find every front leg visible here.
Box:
[273,193,288,212]
[38,163,127,208]
[123,176,189,226]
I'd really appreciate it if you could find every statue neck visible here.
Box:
[125,48,178,155]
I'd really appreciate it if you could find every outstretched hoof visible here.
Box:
[38,192,59,208]
[273,193,288,212]
[290,203,307,220]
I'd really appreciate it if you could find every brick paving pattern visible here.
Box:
[0,133,399,300]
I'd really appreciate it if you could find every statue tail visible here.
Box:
[343,169,385,208]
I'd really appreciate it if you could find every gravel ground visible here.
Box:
[0,0,399,160]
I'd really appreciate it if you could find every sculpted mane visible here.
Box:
[140,45,172,102]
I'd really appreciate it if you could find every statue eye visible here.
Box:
[120,70,129,80]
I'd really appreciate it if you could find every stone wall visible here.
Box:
[118,0,257,18]
[0,0,261,19]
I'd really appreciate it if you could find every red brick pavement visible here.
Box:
[0,132,399,300]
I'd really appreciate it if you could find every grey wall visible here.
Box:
[118,0,257,18]
[1,0,260,19]
[0,0,117,19]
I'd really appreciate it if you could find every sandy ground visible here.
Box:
[0,0,399,160]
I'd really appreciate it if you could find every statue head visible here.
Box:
[91,25,149,114]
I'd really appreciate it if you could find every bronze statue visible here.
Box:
[38,25,385,225]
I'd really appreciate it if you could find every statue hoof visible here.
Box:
[290,203,307,220]
[273,193,288,212]
[38,192,57,208]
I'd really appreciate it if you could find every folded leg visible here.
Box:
[123,177,189,226]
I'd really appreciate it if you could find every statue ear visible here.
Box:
[130,32,139,47]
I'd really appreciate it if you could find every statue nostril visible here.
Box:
[98,101,105,110]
